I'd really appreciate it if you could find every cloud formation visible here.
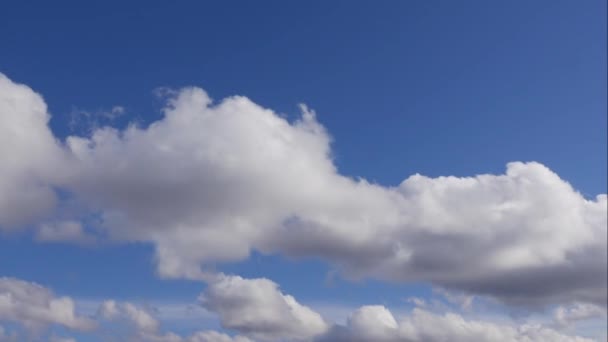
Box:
[196,276,597,342]
[319,306,596,342]
[0,74,66,229]
[0,277,95,333]
[0,72,606,311]
[0,274,601,341]
[200,275,329,341]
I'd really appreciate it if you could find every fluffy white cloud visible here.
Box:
[63,83,606,308]
[0,72,605,309]
[346,305,400,340]
[0,73,67,229]
[63,88,339,281]
[319,306,596,342]
[200,275,329,341]
[0,277,95,332]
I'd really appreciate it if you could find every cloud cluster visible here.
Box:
[0,277,95,333]
[320,306,597,342]
[0,72,606,311]
[200,275,329,341]
[197,276,596,342]
[0,274,601,341]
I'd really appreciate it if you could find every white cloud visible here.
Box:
[1,274,599,342]
[123,302,160,333]
[0,73,66,229]
[0,277,95,333]
[0,72,606,310]
[63,88,338,281]
[200,275,329,341]
[98,299,119,319]
[63,83,606,308]
[347,305,400,340]
[319,306,596,342]
[197,277,600,341]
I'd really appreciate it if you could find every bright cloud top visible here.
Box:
[200,275,329,341]
[0,72,606,312]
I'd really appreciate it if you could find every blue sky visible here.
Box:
[0,1,606,341]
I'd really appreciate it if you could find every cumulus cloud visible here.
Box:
[0,73,66,229]
[0,274,599,342]
[63,88,338,281]
[197,277,599,341]
[318,306,596,342]
[0,277,95,332]
[0,72,606,310]
[200,275,329,341]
